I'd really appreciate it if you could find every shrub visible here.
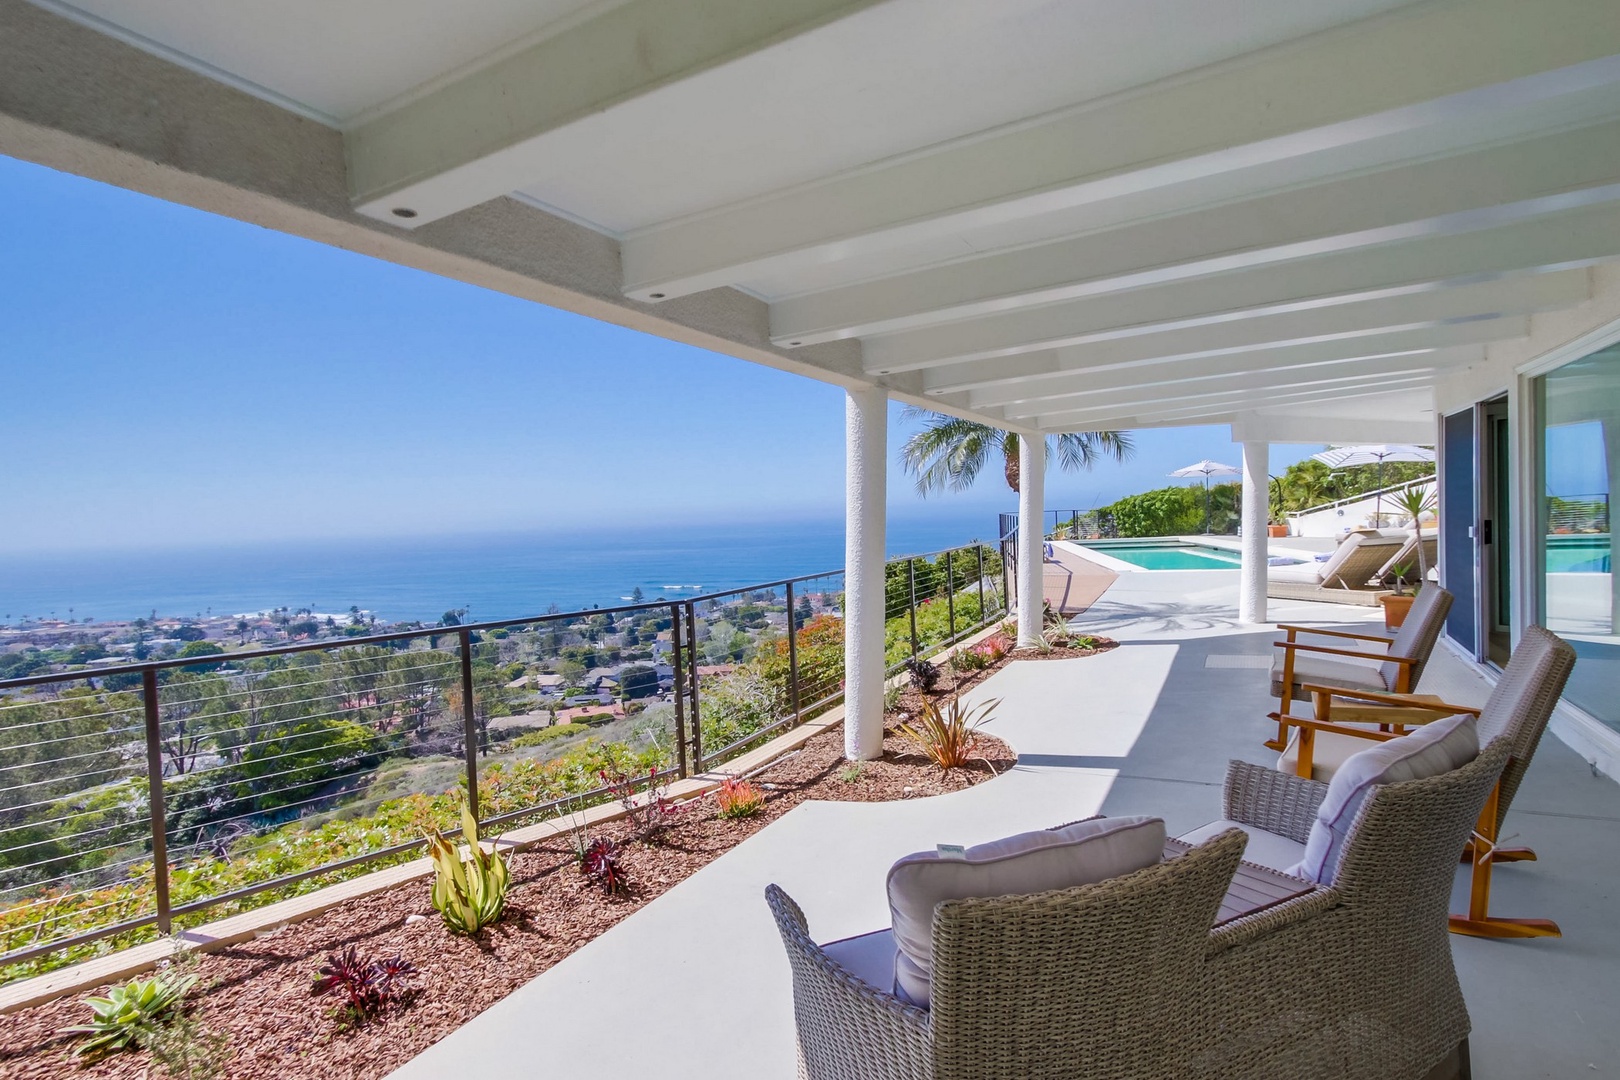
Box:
[62,971,198,1059]
[311,944,416,1027]
[579,836,628,896]
[509,723,589,748]
[600,766,677,841]
[425,807,510,935]
[899,697,998,771]
[836,762,864,784]
[715,778,766,819]
[905,656,941,693]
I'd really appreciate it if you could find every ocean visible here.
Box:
[0,514,1000,625]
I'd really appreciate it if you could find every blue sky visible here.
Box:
[0,154,1329,555]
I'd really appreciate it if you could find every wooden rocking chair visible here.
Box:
[1265,585,1453,750]
[1273,625,1577,939]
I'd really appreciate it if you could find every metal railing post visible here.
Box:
[141,669,171,935]
[907,561,919,658]
[458,628,479,821]
[978,546,988,620]
[945,550,956,639]
[670,603,688,779]
[785,580,802,723]
[686,603,703,772]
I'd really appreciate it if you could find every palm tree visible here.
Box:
[898,407,1134,494]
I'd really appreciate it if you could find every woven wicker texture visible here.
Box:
[767,743,1508,1080]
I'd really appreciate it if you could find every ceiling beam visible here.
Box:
[913,275,1565,387]
[1017,370,1434,427]
[1230,411,1435,445]
[961,345,1482,411]
[346,0,883,224]
[867,208,1618,374]
[991,356,1459,421]
[926,324,1512,398]
[770,120,1620,345]
[622,0,1620,300]
[1102,381,1435,425]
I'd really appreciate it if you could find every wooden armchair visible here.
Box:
[1273,625,1577,939]
[1266,585,1453,750]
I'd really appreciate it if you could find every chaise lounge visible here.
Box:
[1266,532,1404,606]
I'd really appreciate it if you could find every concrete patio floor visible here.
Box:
[388,571,1620,1080]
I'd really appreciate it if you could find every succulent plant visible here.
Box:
[311,945,416,1026]
[62,971,198,1059]
[715,777,766,819]
[425,805,510,934]
[905,656,941,693]
[580,836,629,896]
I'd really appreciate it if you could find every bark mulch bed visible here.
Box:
[0,635,1119,1079]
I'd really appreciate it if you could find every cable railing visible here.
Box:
[0,539,1005,980]
[1546,492,1609,534]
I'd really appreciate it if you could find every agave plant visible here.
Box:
[425,806,510,935]
[899,696,999,771]
[62,971,198,1059]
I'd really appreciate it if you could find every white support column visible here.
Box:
[1240,441,1270,624]
[844,387,888,761]
[1016,434,1047,647]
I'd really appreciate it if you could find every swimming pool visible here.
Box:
[1077,539,1244,570]
[1545,534,1612,573]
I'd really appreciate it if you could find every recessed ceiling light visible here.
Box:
[788,341,802,347]
[391,207,417,219]
[648,292,665,300]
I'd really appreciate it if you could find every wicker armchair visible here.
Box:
[766,739,1507,1080]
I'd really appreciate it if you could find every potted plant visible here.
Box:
[1379,562,1417,629]
[1266,476,1291,537]
[1377,484,1437,630]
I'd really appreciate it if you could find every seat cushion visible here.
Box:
[886,815,1165,1008]
[1270,650,1388,699]
[1288,714,1479,884]
[1176,818,1305,874]
[820,928,897,996]
[1276,728,1370,783]
[1267,561,1327,584]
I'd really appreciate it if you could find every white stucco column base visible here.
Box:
[1016,435,1047,647]
[1240,441,1270,625]
[844,388,888,761]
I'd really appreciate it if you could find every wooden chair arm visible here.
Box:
[1272,641,1416,665]
[1274,713,1401,742]
[1300,685,1482,716]
[1273,624,1395,645]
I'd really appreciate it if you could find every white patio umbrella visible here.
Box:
[1169,459,1240,534]
[1311,444,1436,524]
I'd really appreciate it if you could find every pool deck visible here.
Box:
[387,569,1620,1080]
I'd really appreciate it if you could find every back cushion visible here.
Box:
[886,816,1165,1008]
[1379,586,1451,690]
[1288,714,1478,885]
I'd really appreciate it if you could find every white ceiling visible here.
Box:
[30,0,621,123]
[32,0,1620,437]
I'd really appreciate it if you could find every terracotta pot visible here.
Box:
[1379,592,1416,631]
[1267,524,1289,537]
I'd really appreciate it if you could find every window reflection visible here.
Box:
[1538,345,1618,731]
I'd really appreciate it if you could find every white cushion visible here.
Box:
[820,928,897,995]
[886,816,1165,1008]
[1276,728,1369,783]
[1176,819,1305,874]
[1288,714,1479,884]
[1270,651,1388,698]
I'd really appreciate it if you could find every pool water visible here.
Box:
[1080,540,1243,570]
[1545,534,1611,573]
